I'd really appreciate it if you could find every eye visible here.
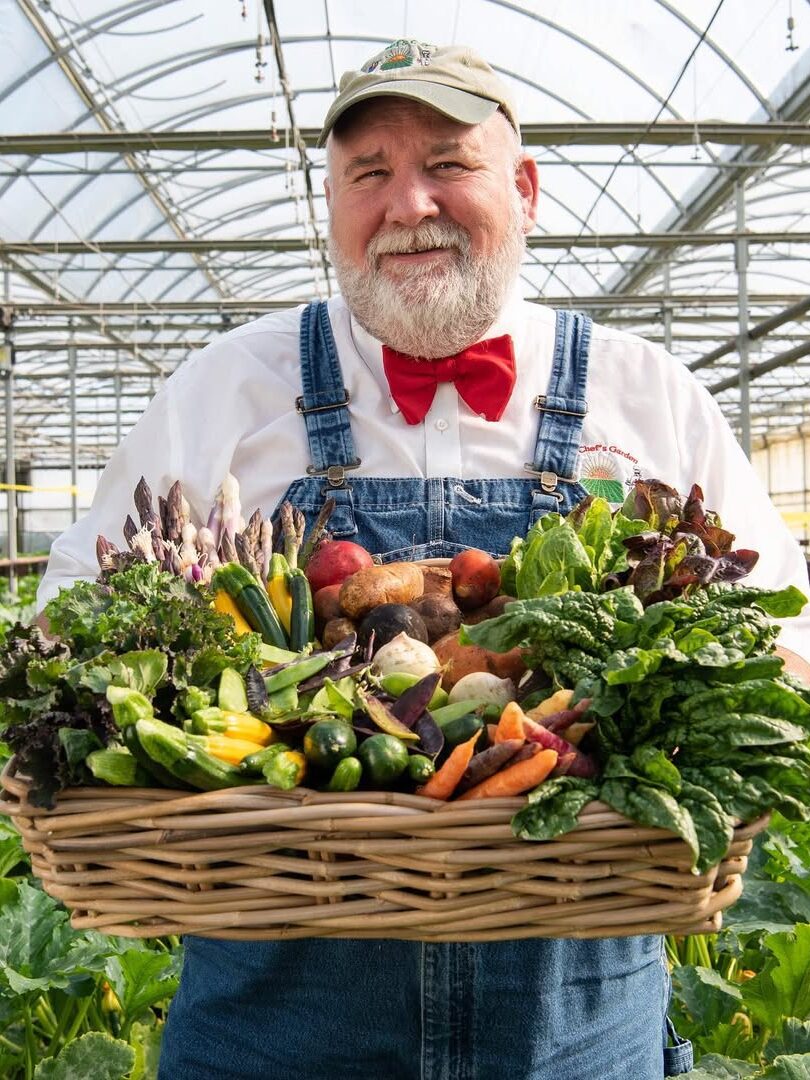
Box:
[432,160,466,171]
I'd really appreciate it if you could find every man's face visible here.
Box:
[324,99,539,357]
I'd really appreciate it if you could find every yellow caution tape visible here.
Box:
[0,482,87,496]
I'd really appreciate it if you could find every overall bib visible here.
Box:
[159,302,694,1080]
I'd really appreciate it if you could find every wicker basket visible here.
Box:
[0,759,766,941]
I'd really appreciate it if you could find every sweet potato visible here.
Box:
[409,594,462,644]
[339,562,424,620]
[432,632,527,690]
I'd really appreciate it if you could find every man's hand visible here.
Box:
[776,645,810,685]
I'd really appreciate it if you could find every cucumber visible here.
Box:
[407,754,436,784]
[241,743,289,774]
[440,712,484,748]
[136,717,253,791]
[218,667,249,713]
[325,756,362,792]
[430,700,485,727]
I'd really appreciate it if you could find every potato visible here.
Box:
[432,631,527,690]
[409,594,462,644]
[313,584,343,636]
[462,594,515,625]
[339,562,424,620]
[322,617,357,649]
[420,565,453,598]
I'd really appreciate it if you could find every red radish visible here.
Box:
[449,549,501,611]
[305,539,373,593]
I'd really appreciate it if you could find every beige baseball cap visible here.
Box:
[317,39,519,147]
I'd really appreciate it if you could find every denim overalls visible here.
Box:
[158,302,694,1080]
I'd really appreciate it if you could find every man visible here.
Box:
[39,40,808,1079]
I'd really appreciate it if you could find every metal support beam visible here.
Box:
[2,333,16,592]
[1,123,808,156]
[662,262,672,353]
[68,336,77,524]
[3,231,810,255]
[689,296,810,372]
[8,294,806,316]
[735,184,751,458]
[709,340,810,395]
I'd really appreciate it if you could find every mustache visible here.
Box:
[367,221,471,261]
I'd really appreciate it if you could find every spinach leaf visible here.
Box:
[511,777,599,841]
[599,777,700,868]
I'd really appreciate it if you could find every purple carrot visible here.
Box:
[551,751,599,779]
[543,698,593,735]
[456,739,524,795]
[523,716,598,777]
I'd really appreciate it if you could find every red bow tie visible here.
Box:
[381,335,516,425]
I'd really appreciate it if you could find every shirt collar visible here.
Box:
[345,282,527,415]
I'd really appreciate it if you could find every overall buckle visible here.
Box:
[533,395,588,418]
[295,391,351,415]
[305,459,362,487]
[523,465,579,497]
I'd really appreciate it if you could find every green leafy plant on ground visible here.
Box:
[0,787,179,1080]
[673,814,810,1077]
[0,575,41,645]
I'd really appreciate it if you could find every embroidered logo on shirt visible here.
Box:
[362,40,435,72]
[578,444,643,504]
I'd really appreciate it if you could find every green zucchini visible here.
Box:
[288,568,315,651]
[212,563,288,649]
[121,723,192,790]
[135,717,253,791]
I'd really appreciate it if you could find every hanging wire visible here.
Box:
[541,0,726,294]
[786,0,798,50]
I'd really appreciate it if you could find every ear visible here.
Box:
[324,175,332,210]
[515,155,539,234]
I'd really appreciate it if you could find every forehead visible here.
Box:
[329,98,496,159]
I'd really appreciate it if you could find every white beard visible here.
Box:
[328,199,526,359]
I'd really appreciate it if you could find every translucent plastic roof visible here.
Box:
[1,0,809,467]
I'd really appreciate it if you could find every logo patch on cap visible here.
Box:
[362,39,435,73]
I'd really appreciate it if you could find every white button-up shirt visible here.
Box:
[38,290,810,658]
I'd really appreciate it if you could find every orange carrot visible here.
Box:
[416,733,480,800]
[456,747,558,800]
[493,700,526,744]
[486,723,499,745]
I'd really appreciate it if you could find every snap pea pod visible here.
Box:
[264,652,336,694]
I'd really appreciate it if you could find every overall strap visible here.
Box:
[526,309,591,502]
[297,301,361,487]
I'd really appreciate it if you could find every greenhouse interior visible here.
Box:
[2,2,810,1078]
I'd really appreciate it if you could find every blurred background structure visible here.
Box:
[1,0,809,583]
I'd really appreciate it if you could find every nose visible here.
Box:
[383,171,440,227]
